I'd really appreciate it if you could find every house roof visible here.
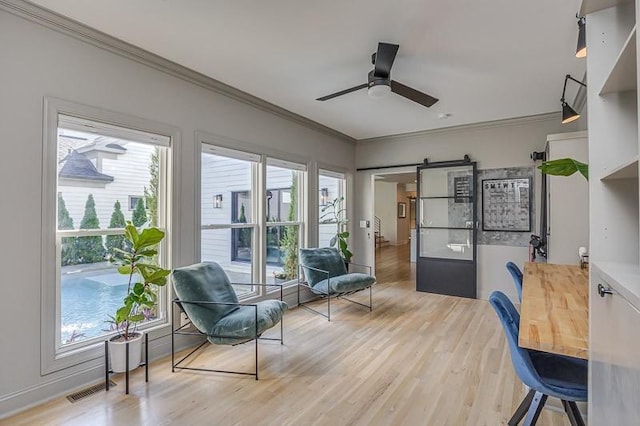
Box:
[58,150,114,182]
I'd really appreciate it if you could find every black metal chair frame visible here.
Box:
[508,389,586,426]
[171,283,284,380]
[297,262,374,321]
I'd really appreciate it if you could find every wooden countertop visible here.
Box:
[519,262,589,359]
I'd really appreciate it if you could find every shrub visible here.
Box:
[58,194,77,266]
[106,201,126,255]
[74,194,106,264]
[131,198,147,227]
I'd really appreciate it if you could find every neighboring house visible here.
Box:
[57,132,154,229]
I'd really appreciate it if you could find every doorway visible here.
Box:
[372,171,418,285]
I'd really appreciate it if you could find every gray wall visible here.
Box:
[0,8,354,415]
[354,115,582,300]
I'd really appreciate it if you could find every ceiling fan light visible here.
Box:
[562,102,580,124]
[368,84,391,99]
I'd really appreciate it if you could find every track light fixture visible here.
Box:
[576,15,586,58]
[561,74,586,124]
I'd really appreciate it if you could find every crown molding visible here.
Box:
[0,0,355,144]
[357,112,561,144]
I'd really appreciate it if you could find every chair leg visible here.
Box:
[523,391,547,426]
[327,292,331,321]
[565,401,586,426]
[508,389,536,426]
[255,336,258,380]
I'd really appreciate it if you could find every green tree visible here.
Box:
[237,203,251,248]
[74,194,106,263]
[144,148,159,227]
[105,200,126,255]
[58,193,77,266]
[281,175,298,279]
[132,198,147,227]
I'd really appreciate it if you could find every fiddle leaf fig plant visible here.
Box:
[320,196,353,262]
[110,221,170,340]
[538,158,588,181]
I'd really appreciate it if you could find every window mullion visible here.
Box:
[256,158,266,287]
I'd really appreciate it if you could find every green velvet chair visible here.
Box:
[171,261,287,380]
[298,247,376,320]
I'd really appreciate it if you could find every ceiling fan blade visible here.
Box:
[391,80,439,107]
[373,43,399,78]
[316,83,368,101]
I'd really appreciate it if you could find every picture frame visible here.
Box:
[481,177,531,232]
[398,202,407,218]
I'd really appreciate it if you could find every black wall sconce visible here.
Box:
[320,187,329,206]
[576,15,586,58]
[214,194,223,209]
[561,74,587,124]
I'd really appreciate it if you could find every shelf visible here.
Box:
[600,155,639,180]
[599,26,637,95]
[581,0,634,14]
[593,262,640,310]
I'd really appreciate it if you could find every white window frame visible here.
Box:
[41,98,179,375]
[265,157,307,287]
[318,167,347,246]
[200,144,262,291]
[197,133,309,298]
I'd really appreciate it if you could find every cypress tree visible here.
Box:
[105,200,126,255]
[144,148,159,227]
[238,203,251,248]
[282,175,299,279]
[74,194,106,263]
[58,193,77,266]
[132,198,147,227]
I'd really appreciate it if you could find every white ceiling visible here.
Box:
[29,0,585,140]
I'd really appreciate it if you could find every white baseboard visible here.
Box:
[0,333,200,419]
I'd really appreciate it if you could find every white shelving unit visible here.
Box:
[584,0,640,422]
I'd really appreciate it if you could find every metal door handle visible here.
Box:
[597,283,613,298]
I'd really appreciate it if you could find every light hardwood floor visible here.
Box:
[4,244,569,425]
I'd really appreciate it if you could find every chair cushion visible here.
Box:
[172,262,239,335]
[312,273,376,295]
[299,247,348,287]
[530,351,588,401]
[210,300,287,345]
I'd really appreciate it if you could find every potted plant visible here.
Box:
[320,196,353,263]
[538,158,588,180]
[107,221,170,373]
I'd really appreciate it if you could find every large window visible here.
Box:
[319,169,346,247]
[266,160,304,283]
[201,146,258,296]
[200,143,306,295]
[54,115,170,351]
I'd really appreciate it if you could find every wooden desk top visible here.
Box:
[519,262,589,359]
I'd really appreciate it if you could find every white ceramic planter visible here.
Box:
[108,332,143,373]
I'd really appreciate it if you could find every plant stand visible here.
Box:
[104,333,149,394]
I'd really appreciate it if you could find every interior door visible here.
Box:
[416,161,477,298]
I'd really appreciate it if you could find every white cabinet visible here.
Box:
[583,0,640,420]
[591,264,640,425]
[546,131,589,264]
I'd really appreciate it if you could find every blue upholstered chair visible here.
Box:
[489,291,587,426]
[298,247,376,320]
[506,261,524,302]
[171,262,287,380]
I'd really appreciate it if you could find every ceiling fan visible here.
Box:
[316,42,439,108]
